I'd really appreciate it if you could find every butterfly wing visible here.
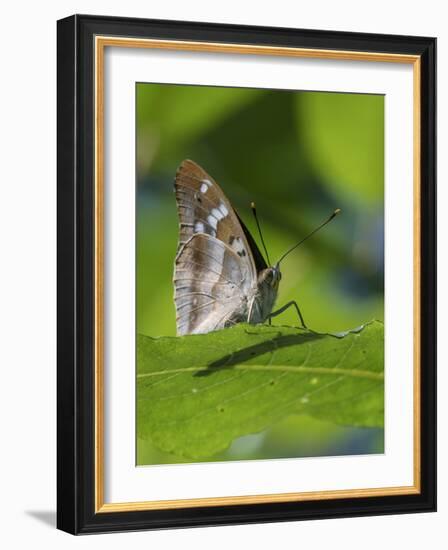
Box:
[174,234,249,335]
[234,210,268,273]
[174,159,258,335]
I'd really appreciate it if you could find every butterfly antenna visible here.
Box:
[251,202,271,265]
[277,209,341,265]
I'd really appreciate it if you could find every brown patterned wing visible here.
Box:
[174,234,249,335]
[174,159,257,278]
[174,160,258,335]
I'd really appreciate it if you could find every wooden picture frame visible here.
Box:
[57,14,436,534]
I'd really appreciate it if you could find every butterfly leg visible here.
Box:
[268,301,307,329]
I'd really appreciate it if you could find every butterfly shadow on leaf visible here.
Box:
[195,330,324,377]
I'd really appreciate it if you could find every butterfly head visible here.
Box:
[260,264,282,290]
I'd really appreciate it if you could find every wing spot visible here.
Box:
[212,209,221,219]
[194,222,205,233]
[207,215,218,230]
[200,179,212,193]
[219,202,229,217]
[231,236,247,257]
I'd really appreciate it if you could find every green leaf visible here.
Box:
[137,321,384,459]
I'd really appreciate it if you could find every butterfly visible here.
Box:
[173,159,339,336]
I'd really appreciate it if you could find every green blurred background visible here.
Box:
[136,83,384,465]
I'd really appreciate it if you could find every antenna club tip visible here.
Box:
[250,201,256,209]
[334,208,341,215]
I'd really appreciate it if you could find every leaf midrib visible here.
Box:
[137,364,383,381]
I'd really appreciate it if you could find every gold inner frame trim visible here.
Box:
[94,35,422,513]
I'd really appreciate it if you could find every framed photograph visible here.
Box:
[57,14,436,534]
